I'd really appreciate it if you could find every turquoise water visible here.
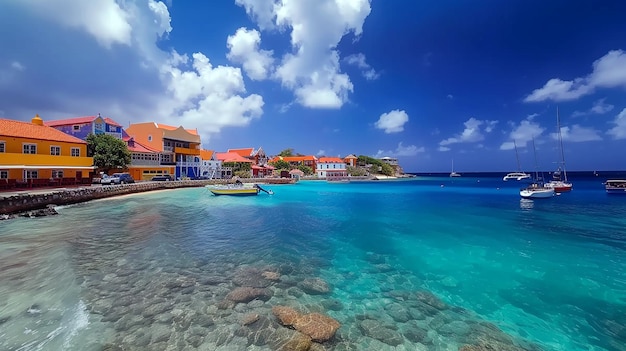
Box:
[1,178,625,350]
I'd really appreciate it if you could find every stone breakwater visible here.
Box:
[0,180,239,217]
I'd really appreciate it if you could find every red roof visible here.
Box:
[215,152,253,163]
[44,116,122,127]
[228,148,254,157]
[0,118,87,144]
[317,157,344,163]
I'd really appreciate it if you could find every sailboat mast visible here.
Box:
[532,137,539,182]
[556,107,567,181]
[514,140,521,172]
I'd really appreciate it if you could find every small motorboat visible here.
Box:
[605,179,626,194]
[503,172,531,181]
[207,183,273,196]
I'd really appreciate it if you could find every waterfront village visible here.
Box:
[0,114,409,190]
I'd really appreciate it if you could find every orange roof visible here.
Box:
[127,138,158,153]
[0,118,87,144]
[228,148,254,157]
[215,152,253,163]
[155,123,198,135]
[200,149,214,160]
[318,157,344,163]
[269,155,317,163]
[45,116,122,127]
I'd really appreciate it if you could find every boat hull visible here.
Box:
[605,180,626,194]
[544,181,572,193]
[503,173,531,181]
[520,188,555,199]
[208,186,259,196]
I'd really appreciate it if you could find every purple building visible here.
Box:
[45,113,123,140]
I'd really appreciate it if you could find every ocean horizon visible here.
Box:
[0,176,624,350]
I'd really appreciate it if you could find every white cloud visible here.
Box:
[344,53,379,80]
[375,109,409,133]
[572,98,615,117]
[375,142,424,158]
[447,94,454,99]
[235,0,277,31]
[552,125,602,142]
[227,27,274,81]
[607,108,626,140]
[438,146,450,152]
[440,117,498,146]
[240,0,372,109]
[316,149,325,156]
[18,0,134,49]
[1,0,264,143]
[525,50,626,102]
[499,119,545,150]
[10,61,25,71]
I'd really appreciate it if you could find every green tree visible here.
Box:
[347,165,368,176]
[270,159,291,170]
[278,148,294,157]
[297,165,313,175]
[223,162,251,172]
[86,133,131,173]
[234,170,251,178]
[381,163,394,176]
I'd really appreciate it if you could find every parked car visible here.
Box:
[151,175,173,181]
[112,173,135,184]
[101,173,134,185]
[100,174,119,185]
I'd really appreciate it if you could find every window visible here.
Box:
[148,135,152,141]
[24,170,38,179]
[23,144,37,154]
[71,148,80,157]
[73,125,80,131]
[52,170,64,178]
[50,146,60,156]
[0,142,5,153]
[0,170,7,179]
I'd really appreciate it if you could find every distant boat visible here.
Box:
[503,140,531,181]
[605,180,626,194]
[520,137,555,199]
[449,159,461,177]
[544,107,572,193]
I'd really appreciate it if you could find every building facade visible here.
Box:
[45,114,123,140]
[0,115,94,187]
[126,122,201,179]
[199,150,224,179]
[316,157,348,179]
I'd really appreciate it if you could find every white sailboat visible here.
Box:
[520,137,555,199]
[449,159,461,177]
[543,107,572,193]
[503,140,531,181]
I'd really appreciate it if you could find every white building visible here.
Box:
[316,157,348,179]
[199,150,224,179]
[380,156,398,166]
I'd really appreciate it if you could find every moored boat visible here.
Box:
[503,172,532,181]
[544,108,572,193]
[503,140,531,181]
[605,179,626,194]
[207,183,273,196]
[520,183,555,199]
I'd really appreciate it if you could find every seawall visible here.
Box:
[0,178,293,216]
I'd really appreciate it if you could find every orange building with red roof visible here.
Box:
[0,115,94,188]
[227,147,267,165]
[126,122,201,179]
[268,155,318,171]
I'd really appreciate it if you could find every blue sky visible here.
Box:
[1,0,626,172]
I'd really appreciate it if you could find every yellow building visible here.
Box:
[0,115,94,188]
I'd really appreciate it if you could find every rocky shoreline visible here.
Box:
[0,179,255,219]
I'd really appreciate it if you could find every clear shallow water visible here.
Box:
[0,178,625,350]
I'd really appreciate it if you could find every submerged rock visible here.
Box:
[358,319,404,346]
[226,286,272,303]
[299,278,331,295]
[272,305,340,342]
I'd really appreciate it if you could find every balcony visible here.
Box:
[174,146,201,155]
